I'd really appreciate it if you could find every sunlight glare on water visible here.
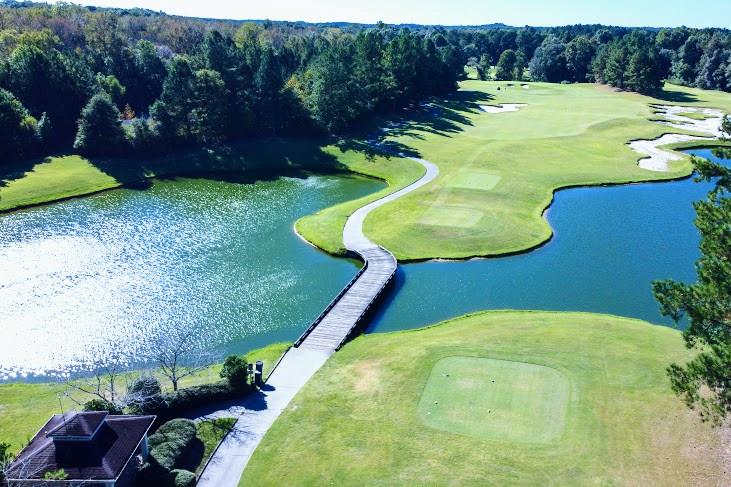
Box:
[0,174,382,380]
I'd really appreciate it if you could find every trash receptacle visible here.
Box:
[254,360,264,387]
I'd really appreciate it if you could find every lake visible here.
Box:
[0,149,727,379]
[370,148,727,332]
[0,173,380,380]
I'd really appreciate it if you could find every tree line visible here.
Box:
[459,25,731,96]
[2,2,731,166]
[0,2,462,162]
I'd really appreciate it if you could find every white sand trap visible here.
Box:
[521,84,530,89]
[630,134,710,171]
[630,104,725,171]
[652,105,725,137]
[479,103,527,113]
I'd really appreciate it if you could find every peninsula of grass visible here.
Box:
[0,342,289,451]
[297,81,731,260]
[3,83,730,260]
[242,311,727,486]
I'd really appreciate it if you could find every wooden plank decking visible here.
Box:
[197,154,439,487]
[295,246,397,351]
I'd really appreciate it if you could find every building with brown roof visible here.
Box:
[5,411,155,486]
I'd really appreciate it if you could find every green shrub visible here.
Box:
[83,398,122,414]
[0,442,14,484]
[131,381,252,422]
[220,355,249,389]
[148,419,197,471]
[127,376,165,414]
[171,469,196,487]
[43,468,68,480]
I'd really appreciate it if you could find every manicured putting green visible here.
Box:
[447,170,502,191]
[420,205,484,228]
[418,356,569,444]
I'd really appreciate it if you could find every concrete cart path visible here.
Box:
[197,153,438,487]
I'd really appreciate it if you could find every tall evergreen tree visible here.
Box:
[494,49,517,81]
[653,153,731,424]
[149,56,196,143]
[0,87,38,163]
[73,91,125,156]
[189,69,228,144]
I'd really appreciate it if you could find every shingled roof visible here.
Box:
[6,412,155,482]
[46,411,108,439]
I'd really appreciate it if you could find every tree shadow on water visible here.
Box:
[90,137,351,189]
[1,90,496,199]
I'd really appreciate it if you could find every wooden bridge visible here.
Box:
[295,155,438,352]
[198,154,439,487]
[294,246,397,351]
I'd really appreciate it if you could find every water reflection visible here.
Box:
[0,174,383,379]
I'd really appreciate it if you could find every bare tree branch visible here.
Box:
[157,329,215,391]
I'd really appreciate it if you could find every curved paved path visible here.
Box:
[198,154,438,487]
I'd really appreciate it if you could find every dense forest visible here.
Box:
[1,1,730,164]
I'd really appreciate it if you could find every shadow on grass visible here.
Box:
[0,137,350,194]
[1,90,495,196]
[341,89,495,161]
[0,155,54,189]
[651,89,700,104]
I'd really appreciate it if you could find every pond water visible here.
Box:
[1,149,727,380]
[370,148,728,333]
[0,173,381,380]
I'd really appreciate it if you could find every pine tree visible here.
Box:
[73,92,126,156]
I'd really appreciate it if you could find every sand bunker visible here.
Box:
[479,103,527,113]
[652,105,725,137]
[630,105,725,172]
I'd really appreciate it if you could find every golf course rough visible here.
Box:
[242,311,728,486]
[297,81,731,261]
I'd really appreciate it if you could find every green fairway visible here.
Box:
[0,342,289,451]
[298,81,731,260]
[4,83,729,261]
[242,312,727,486]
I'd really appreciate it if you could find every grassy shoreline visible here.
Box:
[0,342,290,451]
[308,82,731,261]
[3,83,730,261]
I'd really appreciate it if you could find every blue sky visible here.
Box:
[50,0,731,28]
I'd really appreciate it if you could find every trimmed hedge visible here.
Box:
[171,469,196,487]
[138,419,198,487]
[134,381,253,422]
[148,419,197,471]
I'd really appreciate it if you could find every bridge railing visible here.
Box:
[293,252,369,348]
[335,252,396,350]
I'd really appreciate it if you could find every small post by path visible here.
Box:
[254,360,264,387]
